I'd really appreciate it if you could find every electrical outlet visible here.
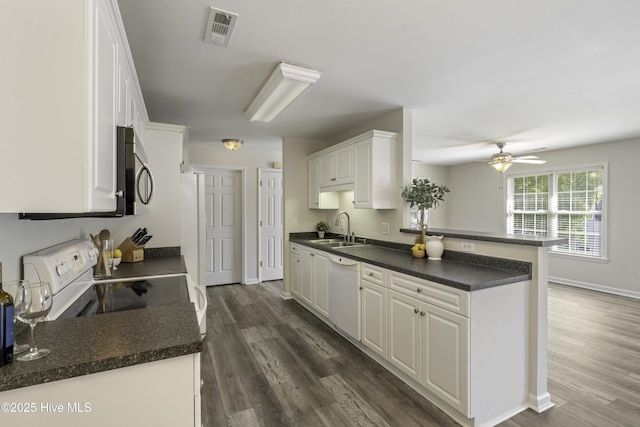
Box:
[292,218,298,228]
[381,223,390,234]
[461,241,475,252]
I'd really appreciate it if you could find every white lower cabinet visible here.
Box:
[291,245,529,425]
[360,279,387,359]
[297,246,330,318]
[300,248,315,306]
[0,354,200,426]
[422,301,469,415]
[313,253,330,318]
[386,287,470,415]
[290,244,302,297]
[387,289,422,382]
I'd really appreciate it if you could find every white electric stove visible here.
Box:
[21,239,207,337]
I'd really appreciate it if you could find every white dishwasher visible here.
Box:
[328,254,361,341]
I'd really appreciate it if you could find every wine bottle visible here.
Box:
[0,262,15,366]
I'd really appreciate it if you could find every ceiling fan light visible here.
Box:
[491,160,513,173]
[245,62,321,122]
[222,138,243,150]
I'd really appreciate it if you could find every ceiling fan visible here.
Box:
[484,142,546,173]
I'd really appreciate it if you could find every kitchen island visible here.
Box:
[0,255,202,427]
[290,230,565,427]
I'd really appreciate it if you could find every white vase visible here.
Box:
[426,235,444,260]
[318,231,325,238]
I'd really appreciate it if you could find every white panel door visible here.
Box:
[204,169,242,286]
[259,170,283,281]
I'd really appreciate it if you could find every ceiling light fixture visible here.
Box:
[222,138,243,150]
[489,158,513,173]
[245,62,321,122]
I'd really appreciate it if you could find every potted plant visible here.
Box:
[315,221,329,238]
[402,178,450,230]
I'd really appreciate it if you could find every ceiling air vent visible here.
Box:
[204,7,238,47]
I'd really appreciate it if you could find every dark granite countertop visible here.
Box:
[400,227,567,247]
[94,254,188,283]
[291,235,531,292]
[0,303,201,392]
[0,253,201,393]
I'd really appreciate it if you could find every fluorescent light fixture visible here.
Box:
[222,138,243,150]
[245,62,321,122]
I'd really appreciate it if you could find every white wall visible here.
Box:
[188,142,283,284]
[446,138,640,297]
[0,124,184,282]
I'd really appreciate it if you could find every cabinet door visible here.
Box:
[361,279,387,358]
[334,145,354,185]
[318,153,336,187]
[308,157,320,208]
[116,48,130,126]
[354,141,373,208]
[300,249,314,306]
[313,253,330,318]
[387,289,421,381]
[290,249,301,297]
[90,0,118,211]
[422,303,470,416]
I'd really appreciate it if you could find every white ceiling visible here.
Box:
[117,0,640,165]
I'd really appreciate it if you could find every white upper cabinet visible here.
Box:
[0,0,147,213]
[318,145,354,189]
[353,131,398,209]
[308,157,338,209]
[91,0,119,211]
[308,130,398,210]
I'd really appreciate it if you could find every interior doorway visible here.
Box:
[258,169,283,281]
[203,168,243,286]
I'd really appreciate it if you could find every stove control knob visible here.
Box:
[56,262,71,276]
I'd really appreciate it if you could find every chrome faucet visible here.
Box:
[335,211,353,242]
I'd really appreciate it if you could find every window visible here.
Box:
[506,164,606,259]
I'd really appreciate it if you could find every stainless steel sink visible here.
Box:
[309,238,343,244]
[320,241,366,248]
[309,239,369,249]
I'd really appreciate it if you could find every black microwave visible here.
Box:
[19,127,153,220]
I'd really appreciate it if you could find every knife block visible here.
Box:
[118,237,144,263]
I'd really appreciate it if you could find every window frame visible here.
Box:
[505,162,608,261]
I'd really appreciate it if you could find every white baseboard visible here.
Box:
[280,291,293,300]
[549,276,640,300]
[244,278,260,285]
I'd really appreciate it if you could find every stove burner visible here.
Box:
[61,276,190,319]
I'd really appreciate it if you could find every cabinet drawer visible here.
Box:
[361,263,386,286]
[290,243,300,254]
[389,271,469,317]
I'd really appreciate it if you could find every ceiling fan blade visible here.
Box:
[512,159,546,164]
[513,155,540,160]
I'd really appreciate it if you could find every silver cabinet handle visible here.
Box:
[369,272,374,277]
[420,311,425,316]
[417,288,423,293]
[359,286,363,290]
[414,308,419,314]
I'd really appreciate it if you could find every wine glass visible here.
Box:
[2,280,30,354]
[14,282,53,361]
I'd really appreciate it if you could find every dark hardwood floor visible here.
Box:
[201,281,640,426]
